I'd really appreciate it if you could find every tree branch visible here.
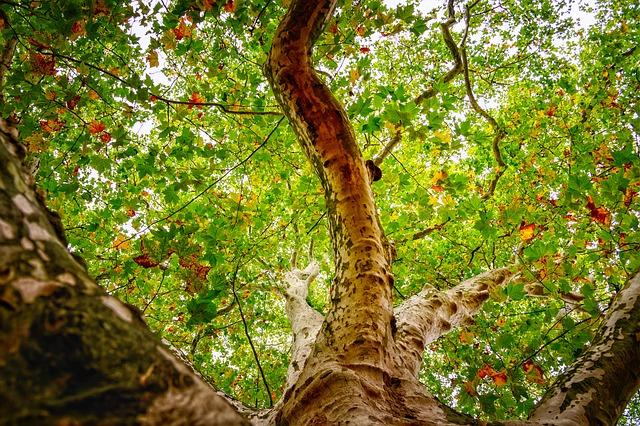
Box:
[231,263,273,407]
[394,268,512,377]
[461,45,507,200]
[373,0,467,165]
[413,0,464,105]
[283,262,323,390]
[372,128,401,166]
[529,272,640,425]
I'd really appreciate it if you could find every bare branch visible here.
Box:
[461,46,507,199]
[394,268,513,377]
[283,262,324,390]
[231,263,273,407]
[372,128,402,166]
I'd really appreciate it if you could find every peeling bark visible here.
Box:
[0,121,247,425]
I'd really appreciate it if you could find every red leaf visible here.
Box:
[88,120,106,134]
[477,364,496,379]
[39,119,65,133]
[491,371,508,387]
[71,21,85,36]
[31,53,56,76]
[100,132,112,143]
[360,47,370,54]
[173,17,192,40]
[224,0,236,13]
[586,195,611,226]
[188,92,205,109]
[545,105,557,117]
[66,95,81,110]
[94,0,110,16]
[133,253,160,268]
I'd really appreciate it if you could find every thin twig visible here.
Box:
[46,50,282,116]
[114,117,284,248]
[230,262,273,407]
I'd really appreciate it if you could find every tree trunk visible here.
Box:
[1,0,639,424]
[0,120,247,425]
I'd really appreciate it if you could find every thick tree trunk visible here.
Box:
[0,120,248,425]
[2,0,639,424]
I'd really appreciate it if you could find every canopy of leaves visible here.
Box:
[1,0,638,421]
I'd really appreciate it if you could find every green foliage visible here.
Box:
[1,0,639,419]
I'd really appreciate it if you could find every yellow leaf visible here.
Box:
[384,121,397,132]
[112,234,131,250]
[431,170,447,184]
[519,223,535,241]
[459,330,474,344]
[146,50,159,68]
[349,69,360,84]
[434,128,452,144]
[87,90,100,100]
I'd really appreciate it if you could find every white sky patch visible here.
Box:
[133,119,155,136]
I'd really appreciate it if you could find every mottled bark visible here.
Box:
[0,120,247,425]
[394,268,513,377]
[529,273,640,425]
[264,0,394,366]
[283,262,323,390]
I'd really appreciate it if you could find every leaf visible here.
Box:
[147,50,159,68]
[88,121,106,134]
[100,132,112,143]
[224,0,236,13]
[349,69,360,84]
[133,253,159,268]
[30,53,56,76]
[112,234,131,250]
[173,17,193,40]
[431,170,447,184]
[506,282,526,300]
[519,223,535,241]
[434,128,452,144]
[477,364,497,379]
[66,95,81,110]
[459,330,474,344]
[523,360,545,384]
[491,371,508,387]
[463,380,478,397]
[586,195,611,226]
[188,92,205,109]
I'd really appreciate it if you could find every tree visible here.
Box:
[0,0,639,424]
